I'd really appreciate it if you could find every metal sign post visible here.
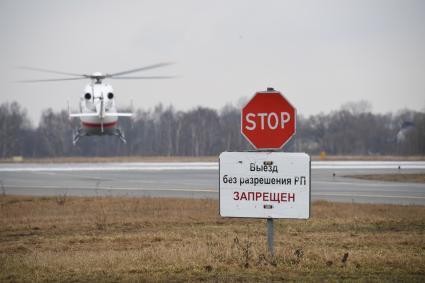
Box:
[267,218,274,256]
[219,87,310,259]
[219,151,310,258]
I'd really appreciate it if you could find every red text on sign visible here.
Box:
[233,191,295,203]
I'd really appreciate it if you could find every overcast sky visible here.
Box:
[0,0,424,124]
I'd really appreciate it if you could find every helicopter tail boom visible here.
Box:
[105,113,133,117]
[69,112,132,118]
[69,113,99,118]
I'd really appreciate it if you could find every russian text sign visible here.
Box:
[219,152,310,219]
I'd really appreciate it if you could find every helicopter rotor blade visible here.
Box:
[17,66,88,77]
[108,62,174,77]
[16,77,88,83]
[110,76,176,80]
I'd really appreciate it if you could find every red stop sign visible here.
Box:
[241,90,296,149]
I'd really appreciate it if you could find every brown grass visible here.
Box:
[313,155,425,161]
[348,173,425,183]
[0,156,218,163]
[0,196,424,282]
[1,155,425,163]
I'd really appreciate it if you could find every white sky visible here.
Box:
[0,0,424,125]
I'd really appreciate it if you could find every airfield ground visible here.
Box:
[0,196,424,282]
[0,156,218,164]
[347,173,425,183]
[1,155,425,163]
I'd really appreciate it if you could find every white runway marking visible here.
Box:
[2,161,423,205]
[1,161,425,172]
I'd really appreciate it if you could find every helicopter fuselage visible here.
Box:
[79,82,118,134]
[20,62,173,145]
[69,81,132,144]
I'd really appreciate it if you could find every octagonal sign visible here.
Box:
[241,89,296,149]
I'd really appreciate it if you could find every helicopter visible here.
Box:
[18,63,174,145]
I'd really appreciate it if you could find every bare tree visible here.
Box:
[0,102,32,158]
[3,100,425,157]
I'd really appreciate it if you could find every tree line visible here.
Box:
[0,101,424,158]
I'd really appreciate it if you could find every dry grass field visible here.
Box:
[0,196,424,282]
[314,155,425,161]
[1,155,425,163]
[348,173,425,183]
[0,156,218,164]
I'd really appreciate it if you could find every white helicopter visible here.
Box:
[19,63,173,144]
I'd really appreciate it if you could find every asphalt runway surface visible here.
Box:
[0,161,424,205]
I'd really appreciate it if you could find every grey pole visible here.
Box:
[267,218,274,256]
[266,87,276,257]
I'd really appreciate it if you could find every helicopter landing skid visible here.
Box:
[72,128,127,145]
[72,128,85,145]
[114,128,127,144]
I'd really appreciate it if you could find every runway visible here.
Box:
[0,161,424,205]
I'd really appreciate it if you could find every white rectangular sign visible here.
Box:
[219,152,310,219]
